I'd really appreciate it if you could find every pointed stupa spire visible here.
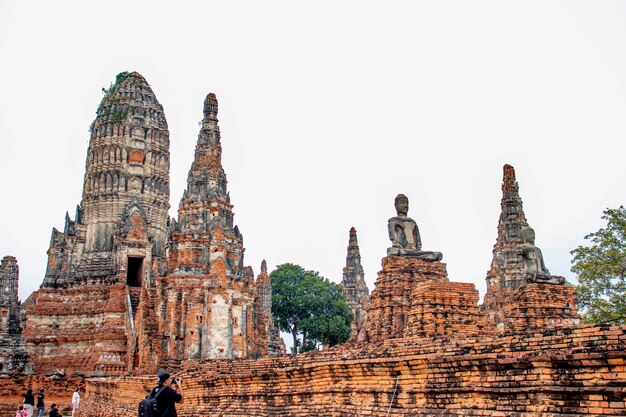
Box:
[185,93,228,199]
[341,227,369,341]
[497,164,528,240]
[170,93,244,276]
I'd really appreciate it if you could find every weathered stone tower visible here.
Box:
[149,93,260,367]
[23,72,171,374]
[0,256,27,373]
[481,164,579,331]
[340,228,369,341]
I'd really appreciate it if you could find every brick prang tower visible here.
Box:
[23,72,173,374]
[151,93,261,366]
[341,227,369,341]
[42,71,170,289]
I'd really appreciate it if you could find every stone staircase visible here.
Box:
[129,287,141,320]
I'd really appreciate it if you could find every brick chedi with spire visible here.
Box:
[340,228,369,341]
[481,164,579,332]
[0,256,27,373]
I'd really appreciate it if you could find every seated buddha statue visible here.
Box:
[517,226,565,285]
[387,194,443,261]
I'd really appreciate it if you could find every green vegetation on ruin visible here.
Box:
[100,71,131,106]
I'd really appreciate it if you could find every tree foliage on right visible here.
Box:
[571,206,626,324]
[270,263,353,354]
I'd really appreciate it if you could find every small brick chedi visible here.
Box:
[18,72,276,375]
[340,227,370,341]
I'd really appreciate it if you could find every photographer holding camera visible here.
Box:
[150,372,184,417]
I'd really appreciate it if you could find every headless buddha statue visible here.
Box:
[517,226,565,285]
[387,194,443,261]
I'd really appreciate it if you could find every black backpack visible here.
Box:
[138,386,165,417]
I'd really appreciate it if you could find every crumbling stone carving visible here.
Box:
[387,194,442,261]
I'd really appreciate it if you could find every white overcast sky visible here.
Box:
[1,1,625,304]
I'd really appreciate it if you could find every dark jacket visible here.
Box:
[149,385,182,417]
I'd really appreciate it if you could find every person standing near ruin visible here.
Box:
[35,389,45,417]
[150,372,184,417]
[71,389,80,416]
[15,405,28,417]
[22,389,35,417]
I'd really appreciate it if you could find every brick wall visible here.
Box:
[71,325,626,416]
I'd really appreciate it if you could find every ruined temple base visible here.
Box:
[504,283,580,332]
[366,256,448,341]
[366,256,491,341]
[22,284,129,375]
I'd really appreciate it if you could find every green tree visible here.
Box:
[270,263,353,354]
[571,206,626,324]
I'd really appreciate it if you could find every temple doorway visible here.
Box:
[126,257,143,287]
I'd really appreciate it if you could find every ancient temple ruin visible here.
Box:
[17,73,274,376]
[1,73,623,416]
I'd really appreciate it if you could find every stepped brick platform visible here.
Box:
[66,324,626,417]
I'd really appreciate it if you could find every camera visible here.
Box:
[171,376,181,383]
